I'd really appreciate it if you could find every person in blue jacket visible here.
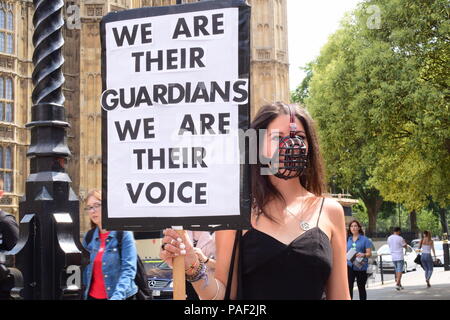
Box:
[82,189,138,300]
[347,219,372,300]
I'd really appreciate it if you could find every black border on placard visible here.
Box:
[101,0,251,232]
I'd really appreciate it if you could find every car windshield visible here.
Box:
[158,261,171,270]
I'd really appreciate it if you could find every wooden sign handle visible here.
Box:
[172,226,186,300]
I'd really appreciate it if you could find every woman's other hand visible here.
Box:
[193,247,209,263]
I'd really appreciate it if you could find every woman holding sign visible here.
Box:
[160,102,350,300]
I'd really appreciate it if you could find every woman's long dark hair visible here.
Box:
[423,230,431,239]
[347,220,365,238]
[251,102,326,223]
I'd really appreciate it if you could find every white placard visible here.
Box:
[102,5,248,222]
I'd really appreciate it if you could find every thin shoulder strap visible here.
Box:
[316,197,325,226]
[225,230,241,300]
[192,231,199,248]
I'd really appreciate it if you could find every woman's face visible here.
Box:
[86,196,102,228]
[264,114,308,174]
[350,222,360,235]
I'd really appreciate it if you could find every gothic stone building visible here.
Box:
[0,1,33,219]
[3,0,289,233]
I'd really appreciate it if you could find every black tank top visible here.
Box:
[237,198,332,300]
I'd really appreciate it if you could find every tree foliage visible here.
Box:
[291,62,314,104]
[359,0,450,211]
[303,0,449,227]
[417,209,442,237]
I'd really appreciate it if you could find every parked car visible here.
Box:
[142,259,173,299]
[411,237,439,249]
[411,239,421,250]
[377,244,418,273]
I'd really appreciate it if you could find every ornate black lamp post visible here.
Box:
[439,209,450,271]
[5,0,87,299]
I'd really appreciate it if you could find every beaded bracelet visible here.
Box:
[186,260,202,276]
[185,259,200,273]
[186,262,208,288]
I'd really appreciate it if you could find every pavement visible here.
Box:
[353,266,450,300]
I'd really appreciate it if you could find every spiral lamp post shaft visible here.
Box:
[5,0,87,300]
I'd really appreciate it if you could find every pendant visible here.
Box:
[300,221,310,231]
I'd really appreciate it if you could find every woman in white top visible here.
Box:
[419,230,436,288]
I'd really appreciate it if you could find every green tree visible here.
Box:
[417,209,441,237]
[291,62,314,104]
[358,0,450,213]
[304,17,386,233]
[304,0,449,233]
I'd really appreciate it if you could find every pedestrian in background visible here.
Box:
[82,189,138,300]
[346,220,372,300]
[419,230,436,288]
[387,227,407,291]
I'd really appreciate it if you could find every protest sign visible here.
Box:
[100,0,251,231]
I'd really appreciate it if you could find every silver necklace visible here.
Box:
[285,196,312,231]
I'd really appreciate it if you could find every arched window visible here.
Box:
[0,76,13,122]
[6,12,12,30]
[4,171,11,192]
[5,78,11,99]
[0,10,4,30]
[0,33,4,52]
[5,78,12,99]
[0,146,13,192]
[6,33,12,53]
[0,7,13,54]
[0,78,3,99]
[5,146,11,169]
[5,102,11,122]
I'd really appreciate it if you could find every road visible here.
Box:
[353,266,450,300]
